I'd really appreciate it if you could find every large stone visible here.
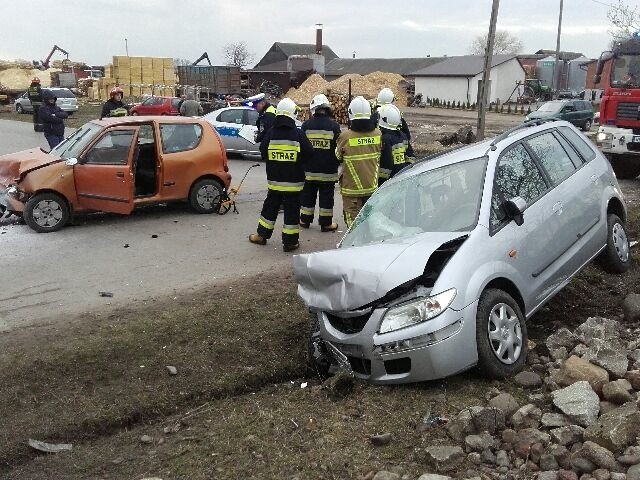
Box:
[542,413,573,427]
[373,472,401,480]
[489,393,520,419]
[464,432,498,452]
[496,449,510,468]
[618,446,640,466]
[628,464,640,480]
[584,402,640,451]
[540,453,561,471]
[512,404,543,430]
[551,425,585,446]
[547,444,572,470]
[593,469,612,480]
[600,401,619,415]
[625,370,640,391]
[622,294,640,322]
[554,356,610,395]
[552,381,601,427]
[516,371,544,389]
[602,380,634,405]
[423,446,465,473]
[417,475,452,480]
[551,347,570,362]
[538,472,559,480]
[446,407,505,441]
[576,317,622,347]
[547,328,581,351]
[576,441,618,470]
[630,351,640,365]
[519,428,552,446]
[558,470,579,480]
[583,342,630,379]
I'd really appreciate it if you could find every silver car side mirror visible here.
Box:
[65,158,78,166]
[504,196,526,226]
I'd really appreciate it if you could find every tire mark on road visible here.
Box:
[0,287,61,303]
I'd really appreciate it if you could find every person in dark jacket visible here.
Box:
[249,98,313,252]
[300,94,341,232]
[373,87,416,162]
[254,93,276,143]
[377,104,410,186]
[27,77,43,131]
[39,89,68,148]
[100,87,129,119]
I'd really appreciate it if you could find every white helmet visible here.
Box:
[377,87,395,105]
[378,104,401,130]
[310,93,331,113]
[275,97,300,120]
[348,95,371,121]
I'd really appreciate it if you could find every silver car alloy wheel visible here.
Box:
[487,303,522,365]
[196,184,219,210]
[612,222,630,263]
[32,199,63,228]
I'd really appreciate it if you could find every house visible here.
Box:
[412,55,526,104]
[324,57,445,81]
[253,42,339,71]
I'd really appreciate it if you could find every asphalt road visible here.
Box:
[0,119,343,332]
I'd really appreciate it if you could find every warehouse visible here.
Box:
[412,54,526,105]
[324,57,445,81]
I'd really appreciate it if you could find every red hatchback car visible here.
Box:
[131,96,181,116]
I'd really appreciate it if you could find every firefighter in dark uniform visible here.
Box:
[249,98,313,252]
[373,87,416,163]
[378,104,410,186]
[27,77,43,132]
[300,94,341,232]
[100,87,129,119]
[253,93,277,143]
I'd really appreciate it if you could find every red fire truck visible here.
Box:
[595,36,640,179]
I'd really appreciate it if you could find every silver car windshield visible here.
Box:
[49,122,103,159]
[342,157,488,248]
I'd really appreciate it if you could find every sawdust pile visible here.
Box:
[0,68,59,89]
[285,71,409,106]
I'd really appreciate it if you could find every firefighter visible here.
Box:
[249,98,313,252]
[300,94,341,232]
[374,87,416,162]
[335,96,382,227]
[100,87,129,119]
[27,77,43,132]
[253,93,277,143]
[378,104,410,186]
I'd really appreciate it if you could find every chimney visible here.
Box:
[315,24,323,55]
[353,51,356,59]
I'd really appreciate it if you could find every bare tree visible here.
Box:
[608,0,640,42]
[469,30,523,55]
[173,58,192,66]
[223,42,255,69]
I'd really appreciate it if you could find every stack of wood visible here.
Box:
[326,92,349,125]
[89,56,176,101]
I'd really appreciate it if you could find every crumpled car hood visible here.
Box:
[0,149,62,185]
[293,231,467,312]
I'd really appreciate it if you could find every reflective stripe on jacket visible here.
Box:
[302,114,341,182]
[335,128,382,197]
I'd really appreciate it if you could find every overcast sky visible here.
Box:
[1,0,616,66]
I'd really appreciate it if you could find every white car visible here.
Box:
[203,106,260,156]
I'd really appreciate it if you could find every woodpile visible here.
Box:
[89,56,176,101]
[285,71,411,124]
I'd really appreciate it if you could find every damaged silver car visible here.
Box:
[294,120,630,384]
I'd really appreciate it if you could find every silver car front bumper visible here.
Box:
[318,300,479,384]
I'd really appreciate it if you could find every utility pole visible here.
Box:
[125,38,129,56]
[553,0,564,98]
[477,0,500,141]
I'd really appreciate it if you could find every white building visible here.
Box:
[412,55,526,105]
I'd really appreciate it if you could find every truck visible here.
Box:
[594,36,640,179]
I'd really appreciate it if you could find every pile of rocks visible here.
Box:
[369,315,640,480]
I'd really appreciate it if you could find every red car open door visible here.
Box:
[74,126,138,214]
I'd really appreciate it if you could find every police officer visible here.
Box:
[254,93,276,143]
[378,104,410,186]
[27,77,43,132]
[335,96,383,227]
[100,87,129,119]
[374,87,416,162]
[249,98,313,252]
[300,94,341,232]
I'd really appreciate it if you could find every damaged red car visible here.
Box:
[0,116,231,232]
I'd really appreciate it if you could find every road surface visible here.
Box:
[0,119,343,332]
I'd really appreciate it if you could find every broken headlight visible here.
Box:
[379,288,457,334]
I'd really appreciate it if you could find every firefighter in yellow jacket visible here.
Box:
[335,96,383,227]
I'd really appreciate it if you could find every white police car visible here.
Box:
[203,106,260,156]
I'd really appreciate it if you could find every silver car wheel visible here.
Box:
[31,199,64,228]
[612,222,629,263]
[196,184,219,210]
[487,303,522,365]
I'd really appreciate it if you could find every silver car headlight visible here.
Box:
[379,288,457,334]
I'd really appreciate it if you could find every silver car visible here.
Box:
[294,120,630,384]
[14,88,79,114]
